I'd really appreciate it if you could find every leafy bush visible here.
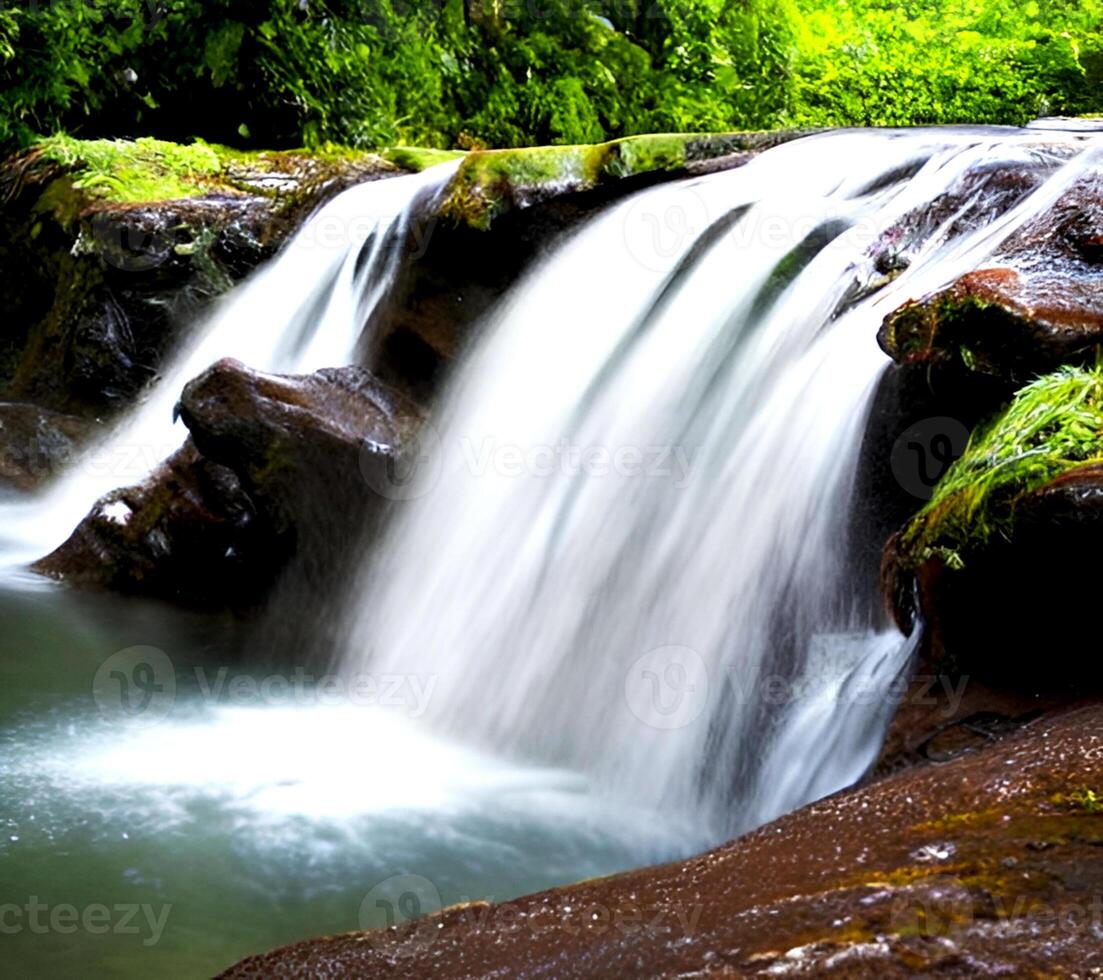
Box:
[0,0,1099,154]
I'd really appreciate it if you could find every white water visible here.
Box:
[0,161,459,566]
[4,126,1101,854]
[337,128,1102,839]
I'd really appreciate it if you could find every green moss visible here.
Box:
[35,135,228,203]
[29,135,399,208]
[1054,788,1103,813]
[882,291,1005,369]
[438,132,770,230]
[383,146,467,173]
[898,364,1103,571]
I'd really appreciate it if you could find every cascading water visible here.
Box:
[0,160,460,568]
[336,128,1102,840]
[4,126,1102,977]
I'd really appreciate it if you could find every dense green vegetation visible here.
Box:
[1,0,1100,154]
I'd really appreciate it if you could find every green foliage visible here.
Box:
[0,0,1100,155]
[35,134,223,201]
[790,0,1103,126]
[900,365,1103,571]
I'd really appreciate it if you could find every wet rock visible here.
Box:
[0,402,93,491]
[177,358,423,541]
[879,170,1103,390]
[219,703,1103,978]
[36,361,421,610]
[33,440,272,608]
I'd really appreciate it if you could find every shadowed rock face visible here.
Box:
[35,361,420,610]
[0,402,91,491]
[882,459,1103,682]
[218,704,1103,979]
[0,147,399,418]
[879,171,1103,390]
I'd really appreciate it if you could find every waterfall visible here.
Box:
[0,160,460,568]
[4,126,1100,842]
[336,129,1100,839]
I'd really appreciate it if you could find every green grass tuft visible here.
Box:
[901,364,1103,569]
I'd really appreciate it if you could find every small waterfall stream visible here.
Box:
[0,161,459,567]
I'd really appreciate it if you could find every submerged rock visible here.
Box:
[219,703,1103,978]
[0,402,92,491]
[35,361,421,610]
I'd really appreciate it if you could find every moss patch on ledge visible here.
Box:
[382,146,467,173]
[438,131,797,230]
[897,364,1103,571]
[21,135,400,211]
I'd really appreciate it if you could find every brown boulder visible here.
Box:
[36,361,422,610]
[177,358,423,539]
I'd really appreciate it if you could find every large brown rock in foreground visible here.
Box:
[35,361,420,609]
[220,704,1103,978]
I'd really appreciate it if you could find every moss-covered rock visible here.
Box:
[0,136,404,418]
[883,365,1103,675]
[28,134,396,208]
[895,365,1103,575]
[364,132,807,397]
[436,131,802,231]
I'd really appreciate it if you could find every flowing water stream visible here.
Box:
[1,126,1100,976]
